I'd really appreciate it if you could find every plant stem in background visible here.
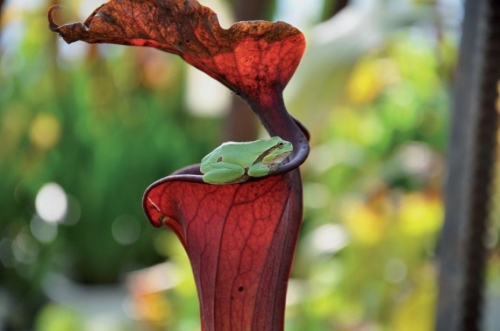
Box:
[436,0,500,330]
[328,0,349,18]
[321,0,349,21]
[225,0,273,142]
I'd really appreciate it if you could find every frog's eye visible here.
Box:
[277,142,284,149]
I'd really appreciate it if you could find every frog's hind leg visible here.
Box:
[202,162,245,184]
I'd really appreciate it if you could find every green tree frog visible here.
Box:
[200,136,293,184]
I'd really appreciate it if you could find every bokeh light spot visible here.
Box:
[385,259,407,284]
[30,216,58,244]
[311,224,349,254]
[12,232,39,265]
[112,215,141,246]
[35,183,68,223]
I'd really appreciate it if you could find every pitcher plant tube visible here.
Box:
[48,1,309,330]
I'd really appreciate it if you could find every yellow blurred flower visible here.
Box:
[345,59,381,106]
[399,192,443,236]
[341,198,388,245]
[29,112,61,149]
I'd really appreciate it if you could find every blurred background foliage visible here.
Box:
[2,0,497,330]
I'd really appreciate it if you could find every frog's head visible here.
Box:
[261,137,293,166]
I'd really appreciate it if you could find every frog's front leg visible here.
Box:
[202,162,246,184]
[247,162,273,178]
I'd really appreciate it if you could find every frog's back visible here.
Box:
[218,140,266,166]
[203,137,283,167]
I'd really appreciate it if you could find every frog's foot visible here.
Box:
[247,163,272,177]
